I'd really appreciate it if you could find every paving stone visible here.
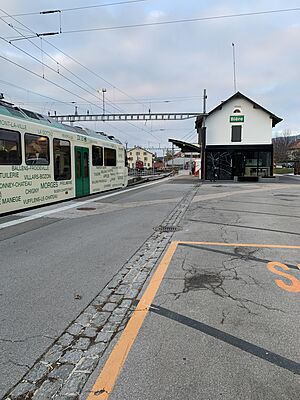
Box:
[49,364,75,381]
[124,287,140,299]
[119,299,132,308]
[59,349,83,364]
[85,305,97,316]
[102,321,120,331]
[102,302,117,312]
[108,313,125,324]
[108,277,122,288]
[92,295,107,306]
[82,326,98,338]
[91,312,110,328]
[75,357,99,373]
[59,373,88,396]
[75,313,93,326]
[73,337,91,350]
[84,342,106,358]
[44,345,63,364]
[115,285,128,295]
[101,287,114,297]
[9,382,35,399]
[67,323,83,336]
[53,395,78,400]
[32,379,62,400]
[122,269,139,284]
[95,330,114,343]
[109,294,123,303]
[26,362,49,384]
[112,307,127,317]
[57,333,74,347]
[135,271,149,283]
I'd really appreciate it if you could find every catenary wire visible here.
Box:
[60,7,300,34]
[0,11,161,141]
[0,8,149,109]
[5,0,149,17]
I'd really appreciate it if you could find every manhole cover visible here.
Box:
[154,225,181,232]
[76,207,96,211]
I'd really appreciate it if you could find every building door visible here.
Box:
[75,146,90,197]
[233,152,245,177]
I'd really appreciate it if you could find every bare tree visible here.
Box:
[273,129,292,163]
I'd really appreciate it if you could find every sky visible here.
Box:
[0,0,300,151]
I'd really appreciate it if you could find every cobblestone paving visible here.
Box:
[5,185,199,400]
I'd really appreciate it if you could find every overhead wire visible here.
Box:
[5,0,149,17]
[0,9,161,142]
[58,7,300,34]
[0,11,126,113]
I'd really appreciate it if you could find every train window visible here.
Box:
[25,133,49,165]
[53,138,71,180]
[104,148,116,166]
[0,128,21,165]
[92,145,103,166]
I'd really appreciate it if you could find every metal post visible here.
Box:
[200,89,207,180]
[102,88,106,116]
[232,43,237,93]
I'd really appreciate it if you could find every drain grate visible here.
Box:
[154,225,181,233]
[76,207,97,211]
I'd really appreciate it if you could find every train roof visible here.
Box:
[0,100,123,145]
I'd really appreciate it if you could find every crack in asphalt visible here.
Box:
[0,334,55,344]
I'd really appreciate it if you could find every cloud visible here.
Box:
[0,0,299,146]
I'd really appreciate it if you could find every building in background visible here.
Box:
[196,92,282,181]
[127,146,155,169]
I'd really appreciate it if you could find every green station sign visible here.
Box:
[230,115,244,123]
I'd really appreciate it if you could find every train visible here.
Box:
[0,99,128,215]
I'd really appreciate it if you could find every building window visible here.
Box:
[144,157,147,162]
[143,152,147,155]
[136,151,140,156]
[231,125,242,142]
[0,128,21,165]
[92,145,103,166]
[53,139,71,180]
[25,133,49,165]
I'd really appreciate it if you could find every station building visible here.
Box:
[197,92,282,180]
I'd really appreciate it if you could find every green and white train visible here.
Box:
[0,100,128,215]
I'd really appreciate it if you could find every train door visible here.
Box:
[75,146,90,197]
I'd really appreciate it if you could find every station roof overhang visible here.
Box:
[168,138,201,153]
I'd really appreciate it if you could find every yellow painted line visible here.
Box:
[179,241,300,249]
[87,240,179,400]
[87,239,300,399]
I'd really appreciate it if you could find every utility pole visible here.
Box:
[102,88,106,116]
[199,89,207,180]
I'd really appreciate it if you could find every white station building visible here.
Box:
[197,92,282,180]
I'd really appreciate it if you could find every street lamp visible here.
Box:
[102,88,106,115]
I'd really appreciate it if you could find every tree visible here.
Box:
[273,129,292,163]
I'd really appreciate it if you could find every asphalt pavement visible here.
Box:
[87,176,300,400]
[0,175,299,399]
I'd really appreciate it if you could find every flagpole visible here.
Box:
[232,42,237,92]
